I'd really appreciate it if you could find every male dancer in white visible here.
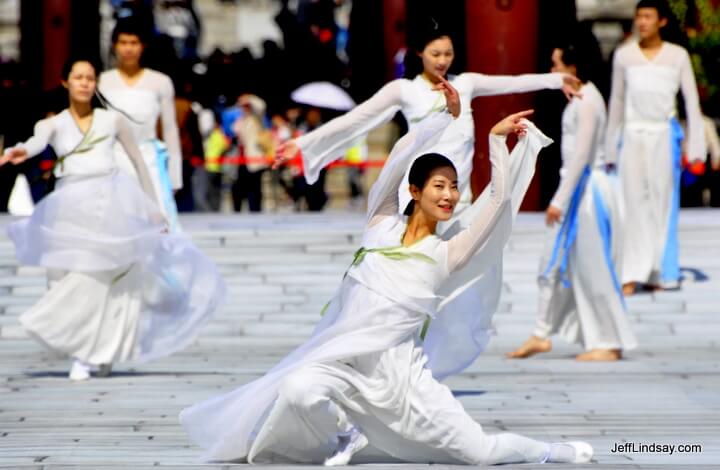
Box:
[508,44,637,361]
[606,0,705,294]
[99,19,183,230]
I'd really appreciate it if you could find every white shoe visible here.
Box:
[567,441,594,463]
[549,441,593,463]
[324,428,368,466]
[69,359,91,381]
[96,363,112,378]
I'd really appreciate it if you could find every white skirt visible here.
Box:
[8,171,225,364]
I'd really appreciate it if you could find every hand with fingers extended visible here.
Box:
[432,76,461,118]
[491,109,534,137]
[0,147,29,167]
[273,140,300,169]
[561,74,583,101]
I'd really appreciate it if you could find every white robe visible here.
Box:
[99,68,183,230]
[180,113,555,465]
[606,41,705,286]
[296,72,563,378]
[535,82,637,351]
[4,109,224,365]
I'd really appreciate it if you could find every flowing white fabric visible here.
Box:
[5,108,224,365]
[180,113,553,464]
[606,41,705,285]
[8,173,34,216]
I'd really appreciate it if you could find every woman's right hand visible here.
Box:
[272,140,300,169]
[490,109,534,136]
[0,147,29,167]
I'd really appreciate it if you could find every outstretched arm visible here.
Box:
[274,80,404,183]
[467,72,581,101]
[0,118,54,166]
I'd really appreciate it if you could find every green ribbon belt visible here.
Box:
[321,245,437,339]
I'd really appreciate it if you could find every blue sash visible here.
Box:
[543,165,592,287]
[660,118,683,284]
[591,178,625,307]
[152,139,180,232]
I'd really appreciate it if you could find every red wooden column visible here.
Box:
[466,0,542,210]
[42,0,72,91]
[383,0,407,81]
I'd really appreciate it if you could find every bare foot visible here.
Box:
[622,282,636,296]
[506,336,552,359]
[576,349,622,361]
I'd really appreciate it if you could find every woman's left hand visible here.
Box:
[433,76,461,118]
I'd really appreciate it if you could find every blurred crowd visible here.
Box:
[2,0,720,214]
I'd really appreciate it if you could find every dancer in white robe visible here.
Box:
[606,1,706,293]
[98,19,183,230]
[274,23,581,380]
[276,26,580,213]
[508,46,637,362]
[181,85,593,465]
[0,58,224,381]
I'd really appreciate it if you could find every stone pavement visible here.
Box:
[0,211,718,469]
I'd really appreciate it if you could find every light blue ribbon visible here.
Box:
[543,165,592,287]
[152,139,180,232]
[660,118,683,284]
[591,178,626,308]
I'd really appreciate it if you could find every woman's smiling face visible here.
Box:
[410,166,459,222]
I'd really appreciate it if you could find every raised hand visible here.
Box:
[490,109,534,136]
[432,76,461,118]
[272,140,300,169]
[0,147,29,167]
[561,74,583,101]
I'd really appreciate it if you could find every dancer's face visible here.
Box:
[550,49,575,76]
[114,33,145,68]
[62,61,97,104]
[410,166,459,222]
[635,8,666,41]
[419,36,454,81]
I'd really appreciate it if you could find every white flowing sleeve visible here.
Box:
[605,52,626,165]
[11,118,55,158]
[679,50,707,162]
[297,80,403,184]
[366,112,452,227]
[704,116,720,168]
[466,72,564,99]
[116,114,160,203]
[446,122,552,272]
[549,100,598,211]
[157,73,183,189]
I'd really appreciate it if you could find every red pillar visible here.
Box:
[42,0,72,91]
[383,0,406,81]
[465,0,542,210]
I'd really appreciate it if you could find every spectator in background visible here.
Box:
[232,95,272,212]
[292,107,328,211]
[173,70,204,212]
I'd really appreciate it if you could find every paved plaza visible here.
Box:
[0,211,718,469]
